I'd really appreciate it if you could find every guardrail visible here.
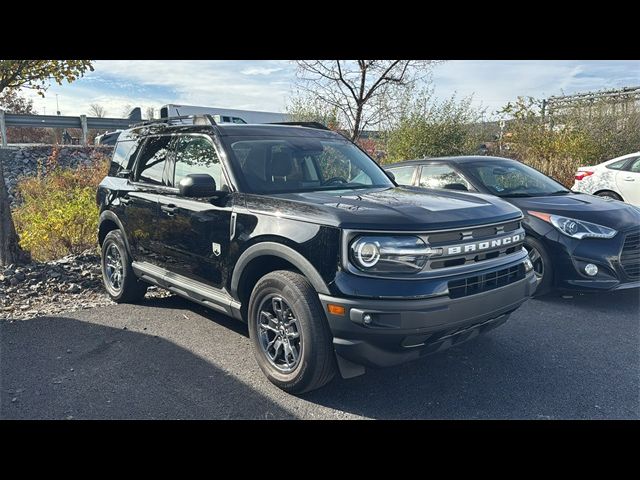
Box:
[0,111,139,147]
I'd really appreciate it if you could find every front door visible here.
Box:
[155,134,233,290]
[616,157,640,206]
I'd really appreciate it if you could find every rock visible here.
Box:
[66,349,72,354]
[14,271,26,281]
[11,397,18,403]
[67,284,82,294]
[9,277,20,286]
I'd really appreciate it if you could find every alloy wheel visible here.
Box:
[256,295,303,373]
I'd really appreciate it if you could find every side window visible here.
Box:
[606,158,633,170]
[109,140,140,176]
[173,136,226,190]
[628,158,640,173]
[419,165,470,190]
[388,166,416,185]
[136,136,172,185]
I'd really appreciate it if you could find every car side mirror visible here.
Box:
[386,170,396,181]
[179,174,217,197]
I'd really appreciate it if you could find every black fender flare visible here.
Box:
[98,211,132,256]
[230,242,330,299]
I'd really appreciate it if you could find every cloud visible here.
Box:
[20,60,640,120]
[240,67,283,76]
[431,60,640,118]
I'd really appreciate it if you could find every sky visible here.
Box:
[23,60,640,119]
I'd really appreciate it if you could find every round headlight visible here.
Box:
[356,241,381,268]
[349,235,431,273]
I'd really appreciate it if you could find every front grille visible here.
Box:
[620,231,640,279]
[448,264,525,299]
[425,220,524,270]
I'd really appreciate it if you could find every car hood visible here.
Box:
[246,186,523,231]
[508,193,640,231]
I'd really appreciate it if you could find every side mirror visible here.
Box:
[386,170,396,181]
[179,174,217,197]
[443,183,468,191]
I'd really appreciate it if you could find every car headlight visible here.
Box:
[528,211,617,239]
[349,235,434,273]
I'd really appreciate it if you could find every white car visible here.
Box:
[572,152,640,205]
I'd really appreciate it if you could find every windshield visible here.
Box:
[463,161,570,197]
[223,136,394,194]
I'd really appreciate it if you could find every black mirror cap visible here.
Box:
[179,174,217,197]
[386,170,396,181]
[443,183,469,191]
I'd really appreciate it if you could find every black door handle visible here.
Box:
[161,204,178,215]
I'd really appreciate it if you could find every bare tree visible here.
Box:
[88,103,107,117]
[145,106,155,120]
[294,60,437,141]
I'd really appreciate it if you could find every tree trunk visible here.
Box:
[0,156,23,266]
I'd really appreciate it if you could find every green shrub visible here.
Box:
[12,150,109,261]
[382,90,485,164]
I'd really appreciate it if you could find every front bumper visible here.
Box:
[320,263,537,373]
[543,227,640,292]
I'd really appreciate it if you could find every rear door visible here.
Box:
[155,134,233,289]
[124,135,174,265]
[615,156,640,205]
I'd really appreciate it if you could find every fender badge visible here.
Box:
[212,243,221,256]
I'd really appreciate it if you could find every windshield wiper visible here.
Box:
[500,193,535,198]
[548,190,572,195]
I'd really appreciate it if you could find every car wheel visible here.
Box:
[248,270,337,394]
[524,237,553,296]
[101,230,148,303]
[595,190,623,201]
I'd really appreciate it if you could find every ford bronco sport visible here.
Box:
[97,116,537,393]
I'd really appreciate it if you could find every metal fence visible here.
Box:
[0,111,139,147]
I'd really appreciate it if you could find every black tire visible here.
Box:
[101,230,147,303]
[524,236,553,297]
[595,190,623,201]
[248,270,336,394]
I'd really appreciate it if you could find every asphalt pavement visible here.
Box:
[1,288,638,419]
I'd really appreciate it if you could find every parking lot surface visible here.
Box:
[1,289,638,419]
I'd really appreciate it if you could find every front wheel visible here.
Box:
[524,237,553,296]
[248,270,336,394]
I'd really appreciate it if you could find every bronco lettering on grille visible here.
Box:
[443,233,524,256]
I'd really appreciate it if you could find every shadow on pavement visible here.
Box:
[0,315,291,420]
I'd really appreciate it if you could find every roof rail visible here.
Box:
[133,114,218,128]
[267,121,330,130]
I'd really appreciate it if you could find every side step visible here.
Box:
[132,261,243,320]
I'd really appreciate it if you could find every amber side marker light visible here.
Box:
[528,211,552,223]
[328,304,346,316]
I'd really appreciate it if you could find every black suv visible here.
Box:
[97,116,537,393]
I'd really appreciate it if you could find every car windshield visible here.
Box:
[463,160,571,197]
[223,136,394,194]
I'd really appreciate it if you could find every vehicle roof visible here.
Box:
[386,156,519,168]
[122,122,342,140]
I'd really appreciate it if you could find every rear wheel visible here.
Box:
[524,237,553,296]
[101,230,148,303]
[595,190,623,201]
[248,270,336,394]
